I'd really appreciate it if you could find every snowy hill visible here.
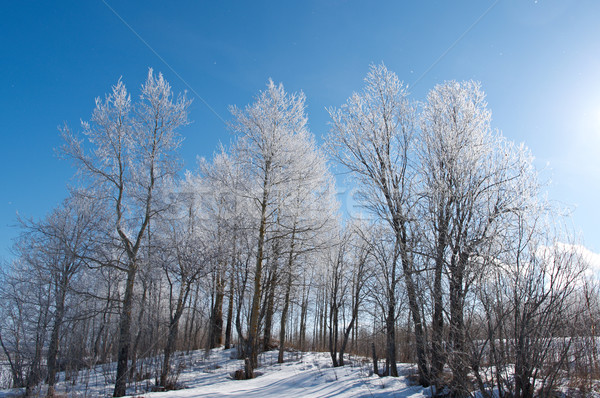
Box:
[0,348,428,397]
[143,349,426,398]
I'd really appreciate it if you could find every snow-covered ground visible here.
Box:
[0,348,428,397]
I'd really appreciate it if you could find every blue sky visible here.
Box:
[1,0,599,260]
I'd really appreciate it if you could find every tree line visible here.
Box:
[1,65,597,397]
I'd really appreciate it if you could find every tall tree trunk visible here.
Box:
[95,277,115,362]
[113,267,136,397]
[160,282,189,388]
[245,173,270,379]
[224,276,234,349]
[338,282,360,367]
[385,301,398,376]
[384,240,399,377]
[278,228,295,363]
[263,268,276,351]
[26,303,48,397]
[185,283,200,351]
[338,317,355,367]
[208,272,224,349]
[329,301,339,367]
[278,271,292,363]
[431,260,445,382]
[235,261,248,359]
[312,291,320,352]
[372,342,379,376]
[322,294,328,352]
[404,270,429,384]
[46,282,67,397]
[129,281,148,380]
[449,253,468,397]
[399,233,430,386]
[160,319,179,388]
[431,205,448,385]
[299,280,309,352]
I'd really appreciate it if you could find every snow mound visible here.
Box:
[133,349,427,398]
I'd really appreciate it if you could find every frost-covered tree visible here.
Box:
[420,81,538,395]
[198,148,251,351]
[155,176,209,388]
[0,255,52,396]
[0,195,103,397]
[471,213,588,398]
[258,126,339,364]
[229,79,336,378]
[60,70,190,397]
[327,64,428,381]
[16,196,101,396]
[326,220,372,368]
[276,169,338,364]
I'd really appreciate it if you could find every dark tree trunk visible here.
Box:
[263,269,276,351]
[431,257,445,383]
[224,276,234,349]
[449,253,468,397]
[235,258,249,359]
[245,173,270,379]
[208,274,224,349]
[278,270,293,363]
[299,282,309,352]
[26,303,49,397]
[278,229,295,363]
[160,319,180,388]
[93,278,114,362]
[329,300,339,367]
[384,239,400,378]
[129,281,148,380]
[25,339,43,397]
[185,283,200,351]
[46,284,66,397]
[312,290,321,351]
[385,302,398,376]
[399,233,430,386]
[372,341,379,376]
[431,204,448,386]
[322,294,328,351]
[160,282,189,388]
[113,267,136,397]
[338,317,355,367]
[339,270,361,367]
[404,272,429,385]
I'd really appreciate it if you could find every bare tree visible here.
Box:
[366,222,406,376]
[199,147,254,353]
[60,70,190,396]
[17,196,101,396]
[229,79,333,378]
[199,150,248,351]
[326,221,372,367]
[327,64,428,383]
[420,80,537,395]
[0,257,51,396]
[156,177,209,388]
[276,159,337,364]
[472,211,587,397]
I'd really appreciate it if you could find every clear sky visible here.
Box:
[1,0,599,261]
